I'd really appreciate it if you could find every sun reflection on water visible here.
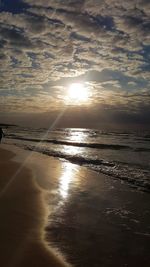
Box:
[61,129,88,157]
[59,130,87,200]
[69,129,88,143]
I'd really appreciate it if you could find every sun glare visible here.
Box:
[68,83,89,103]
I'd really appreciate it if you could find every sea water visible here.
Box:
[5,126,150,192]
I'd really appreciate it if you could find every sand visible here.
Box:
[0,145,71,267]
[0,144,150,267]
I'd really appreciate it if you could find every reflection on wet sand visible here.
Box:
[0,148,72,267]
[59,163,77,199]
[47,162,150,267]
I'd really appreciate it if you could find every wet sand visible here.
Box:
[0,146,71,267]
[0,144,150,267]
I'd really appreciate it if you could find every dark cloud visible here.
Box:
[0,26,32,48]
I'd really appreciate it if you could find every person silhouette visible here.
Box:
[0,127,4,143]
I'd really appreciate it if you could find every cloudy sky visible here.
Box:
[0,0,150,129]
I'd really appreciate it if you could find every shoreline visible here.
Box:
[0,144,150,267]
[4,137,150,194]
[0,145,72,267]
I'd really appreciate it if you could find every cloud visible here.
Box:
[0,0,149,128]
[23,0,86,12]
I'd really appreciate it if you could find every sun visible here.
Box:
[68,83,89,102]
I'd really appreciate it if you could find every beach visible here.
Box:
[0,145,71,267]
[0,144,150,267]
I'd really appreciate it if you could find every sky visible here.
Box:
[0,0,150,130]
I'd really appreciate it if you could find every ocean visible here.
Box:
[4,126,150,193]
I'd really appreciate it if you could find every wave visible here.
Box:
[14,143,149,193]
[6,135,132,150]
[5,132,150,193]
[6,135,150,152]
[135,147,150,152]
